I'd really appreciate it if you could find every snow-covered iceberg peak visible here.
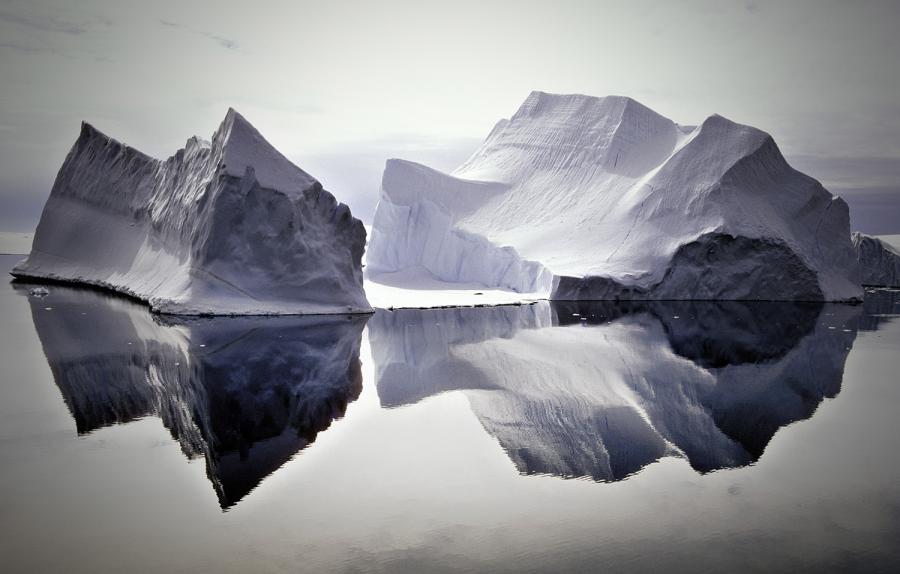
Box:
[214,108,318,193]
[368,91,862,301]
[13,109,371,315]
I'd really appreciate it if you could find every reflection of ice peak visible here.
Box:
[20,283,367,509]
[370,299,861,482]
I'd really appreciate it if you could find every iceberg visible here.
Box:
[367,92,862,302]
[12,109,370,315]
[852,232,900,287]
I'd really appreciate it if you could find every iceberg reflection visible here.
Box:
[370,299,865,481]
[18,283,367,508]
[19,277,898,500]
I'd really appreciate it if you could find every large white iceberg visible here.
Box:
[12,109,371,315]
[367,92,862,301]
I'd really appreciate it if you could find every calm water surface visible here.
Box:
[1,254,899,573]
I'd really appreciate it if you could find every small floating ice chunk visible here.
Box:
[29,287,49,298]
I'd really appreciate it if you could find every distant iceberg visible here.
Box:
[852,232,900,287]
[367,91,862,301]
[12,109,371,315]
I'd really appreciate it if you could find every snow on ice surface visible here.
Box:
[12,109,370,315]
[362,223,543,309]
[215,109,317,194]
[364,266,543,309]
[368,91,863,302]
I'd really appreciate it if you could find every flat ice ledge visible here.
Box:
[365,268,544,309]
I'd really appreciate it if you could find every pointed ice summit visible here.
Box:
[13,109,371,315]
[367,92,863,301]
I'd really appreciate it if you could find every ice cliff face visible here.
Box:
[12,109,370,315]
[852,232,900,287]
[368,92,862,301]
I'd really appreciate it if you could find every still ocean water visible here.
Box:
[1,254,899,573]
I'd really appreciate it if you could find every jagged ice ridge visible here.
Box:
[13,109,371,315]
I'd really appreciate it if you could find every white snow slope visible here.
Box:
[852,232,900,287]
[12,109,371,315]
[367,91,862,301]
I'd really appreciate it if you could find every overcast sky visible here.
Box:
[1,0,899,231]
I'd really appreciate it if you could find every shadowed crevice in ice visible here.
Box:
[369,299,867,481]
[17,282,367,509]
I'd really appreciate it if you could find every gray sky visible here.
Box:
[1,0,899,231]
